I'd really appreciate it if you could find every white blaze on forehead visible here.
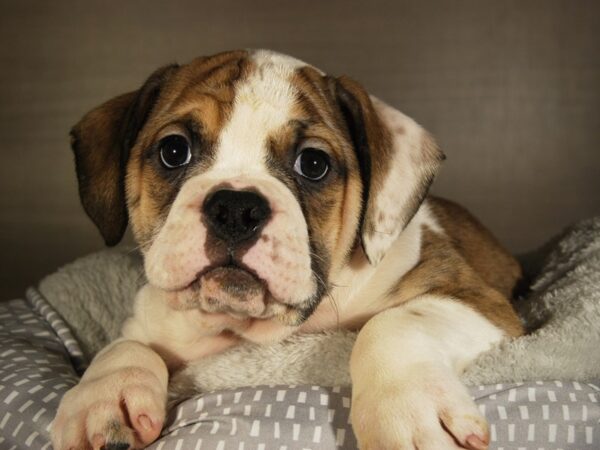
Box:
[144,50,318,307]
[211,50,307,175]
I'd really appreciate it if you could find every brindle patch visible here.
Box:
[331,76,392,239]
[287,68,365,273]
[224,66,364,318]
[73,51,373,324]
[386,217,523,337]
[126,51,254,247]
[428,197,522,299]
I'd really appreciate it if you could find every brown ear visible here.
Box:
[333,76,445,265]
[71,64,178,246]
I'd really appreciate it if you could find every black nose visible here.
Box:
[203,189,271,244]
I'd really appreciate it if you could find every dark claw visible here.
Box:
[101,443,131,450]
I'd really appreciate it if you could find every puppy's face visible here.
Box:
[72,50,443,337]
[130,51,363,325]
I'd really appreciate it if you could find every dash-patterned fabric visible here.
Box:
[0,297,79,450]
[0,294,599,449]
[155,382,600,450]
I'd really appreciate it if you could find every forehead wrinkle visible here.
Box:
[211,57,304,174]
[266,120,307,171]
[156,52,249,117]
[133,107,204,153]
[180,61,245,101]
[173,86,235,109]
[292,70,339,133]
[168,100,227,138]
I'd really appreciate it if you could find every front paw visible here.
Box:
[51,367,167,450]
[351,365,489,450]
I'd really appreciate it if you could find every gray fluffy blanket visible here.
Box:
[37,217,600,391]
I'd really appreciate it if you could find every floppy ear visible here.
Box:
[333,76,445,265]
[71,64,178,246]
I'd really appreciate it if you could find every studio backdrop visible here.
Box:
[0,0,599,299]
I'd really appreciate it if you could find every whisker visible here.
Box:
[326,292,341,328]
[371,229,394,236]
[125,244,143,255]
[308,250,326,263]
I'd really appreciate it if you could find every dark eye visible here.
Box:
[159,134,191,169]
[293,148,330,181]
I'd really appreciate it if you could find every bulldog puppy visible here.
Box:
[51,50,523,450]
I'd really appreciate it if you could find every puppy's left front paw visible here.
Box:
[51,366,166,450]
[350,364,489,450]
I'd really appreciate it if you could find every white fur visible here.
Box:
[302,201,437,331]
[211,51,304,174]
[145,51,316,309]
[53,51,503,450]
[122,284,241,360]
[350,295,504,449]
[51,340,169,449]
[144,174,315,306]
[351,296,504,376]
[420,200,444,234]
[250,49,308,72]
[120,202,444,364]
[362,97,439,265]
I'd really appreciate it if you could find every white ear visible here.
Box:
[362,97,444,264]
[333,77,444,265]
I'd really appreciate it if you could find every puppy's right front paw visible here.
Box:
[351,365,489,450]
[51,367,167,450]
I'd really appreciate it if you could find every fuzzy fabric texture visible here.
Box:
[462,216,600,384]
[38,250,144,361]
[37,217,600,393]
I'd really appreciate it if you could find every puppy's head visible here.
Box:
[72,50,443,338]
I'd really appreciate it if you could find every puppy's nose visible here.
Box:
[203,189,271,244]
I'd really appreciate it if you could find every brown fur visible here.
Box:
[388,198,523,337]
[282,68,365,275]
[73,50,521,337]
[125,54,366,314]
[71,63,181,248]
[71,92,135,245]
[121,54,365,317]
[332,76,393,244]
[429,197,522,299]
[63,52,526,450]
[125,51,252,248]
[329,77,445,268]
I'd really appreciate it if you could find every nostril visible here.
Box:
[249,205,268,222]
[203,189,271,244]
[246,206,267,230]
[242,206,267,230]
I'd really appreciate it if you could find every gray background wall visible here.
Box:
[1,0,599,299]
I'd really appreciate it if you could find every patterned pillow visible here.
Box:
[0,292,599,449]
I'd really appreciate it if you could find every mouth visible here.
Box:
[160,256,314,325]
[167,260,297,322]
[196,264,267,316]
